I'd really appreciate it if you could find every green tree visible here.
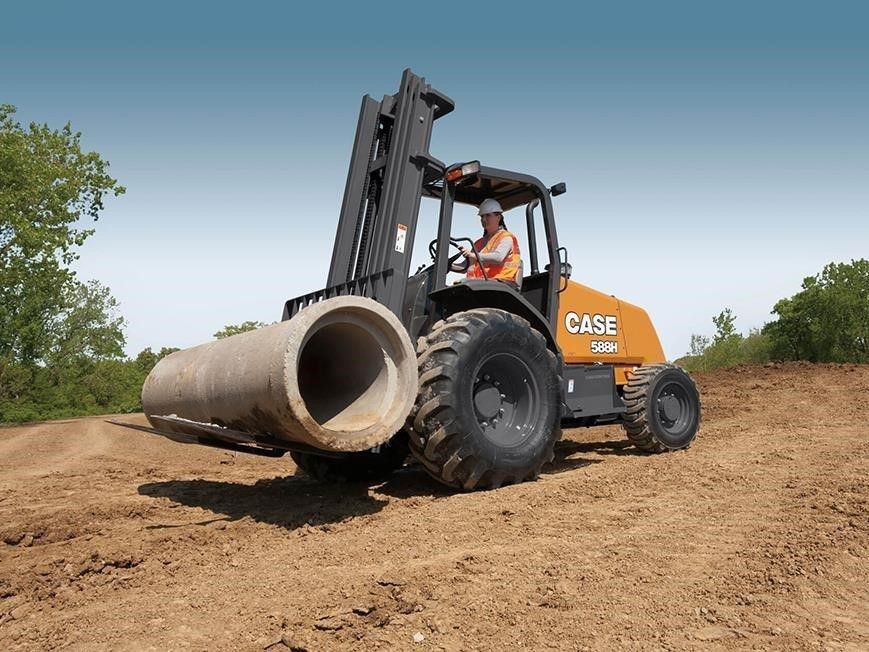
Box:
[214,320,269,339]
[0,104,125,364]
[688,333,710,357]
[135,346,181,374]
[712,308,738,344]
[681,308,771,372]
[0,104,123,265]
[0,105,126,422]
[764,259,868,362]
[46,281,126,366]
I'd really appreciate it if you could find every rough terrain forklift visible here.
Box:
[131,70,701,491]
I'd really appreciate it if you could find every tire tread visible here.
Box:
[408,308,562,491]
[621,363,701,453]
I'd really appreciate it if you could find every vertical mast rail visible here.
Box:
[326,69,454,316]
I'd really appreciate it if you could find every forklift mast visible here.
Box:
[283,69,454,321]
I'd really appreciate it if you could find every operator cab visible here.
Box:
[422,161,569,324]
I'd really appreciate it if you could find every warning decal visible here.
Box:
[395,224,407,253]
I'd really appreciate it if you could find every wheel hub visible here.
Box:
[471,354,540,448]
[473,382,502,419]
[658,394,681,422]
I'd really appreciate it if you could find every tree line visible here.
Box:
[0,106,275,422]
[680,258,868,372]
[0,104,163,422]
[1,107,866,422]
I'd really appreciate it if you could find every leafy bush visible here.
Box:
[680,309,772,372]
[763,259,868,363]
[0,346,179,423]
[680,259,866,372]
[213,321,270,339]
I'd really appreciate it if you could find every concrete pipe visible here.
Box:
[141,296,418,453]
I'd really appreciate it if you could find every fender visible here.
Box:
[428,281,561,357]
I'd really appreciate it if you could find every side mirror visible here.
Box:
[549,182,566,196]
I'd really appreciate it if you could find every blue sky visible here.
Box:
[3,1,867,358]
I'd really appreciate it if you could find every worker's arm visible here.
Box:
[459,239,512,266]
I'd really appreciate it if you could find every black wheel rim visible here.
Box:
[651,379,696,444]
[471,353,541,447]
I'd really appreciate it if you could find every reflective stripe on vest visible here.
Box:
[466,229,521,284]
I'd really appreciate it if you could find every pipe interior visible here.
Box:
[297,321,391,431]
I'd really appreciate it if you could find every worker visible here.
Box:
[453,198,523,288]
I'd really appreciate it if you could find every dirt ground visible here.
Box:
[0,362,866,651]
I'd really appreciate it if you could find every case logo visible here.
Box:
[564,312,617,336]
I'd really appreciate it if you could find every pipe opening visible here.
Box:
[297,321,391,431]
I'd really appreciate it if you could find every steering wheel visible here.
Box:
[427,237,488,280]
[428,237,464,265]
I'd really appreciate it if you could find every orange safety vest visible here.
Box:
[466,229,521,284]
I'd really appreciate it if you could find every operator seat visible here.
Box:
[520,270,550,316]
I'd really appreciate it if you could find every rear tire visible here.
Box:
[408,309,562,491]
[290,432,409,483]
[622,364,701,453]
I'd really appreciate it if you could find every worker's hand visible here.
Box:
[459,246,474,260]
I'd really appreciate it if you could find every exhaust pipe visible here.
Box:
[141,296,417,453]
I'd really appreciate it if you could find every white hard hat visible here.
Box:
[478,198,503,215]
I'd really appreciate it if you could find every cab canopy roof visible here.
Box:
[423,165,548,212]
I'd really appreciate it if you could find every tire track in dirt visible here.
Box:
[0,418,112,485]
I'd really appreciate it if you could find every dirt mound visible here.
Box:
[1,362,867,650]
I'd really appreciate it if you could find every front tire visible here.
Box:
[409,309,562,491]
[622,364,701,453]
